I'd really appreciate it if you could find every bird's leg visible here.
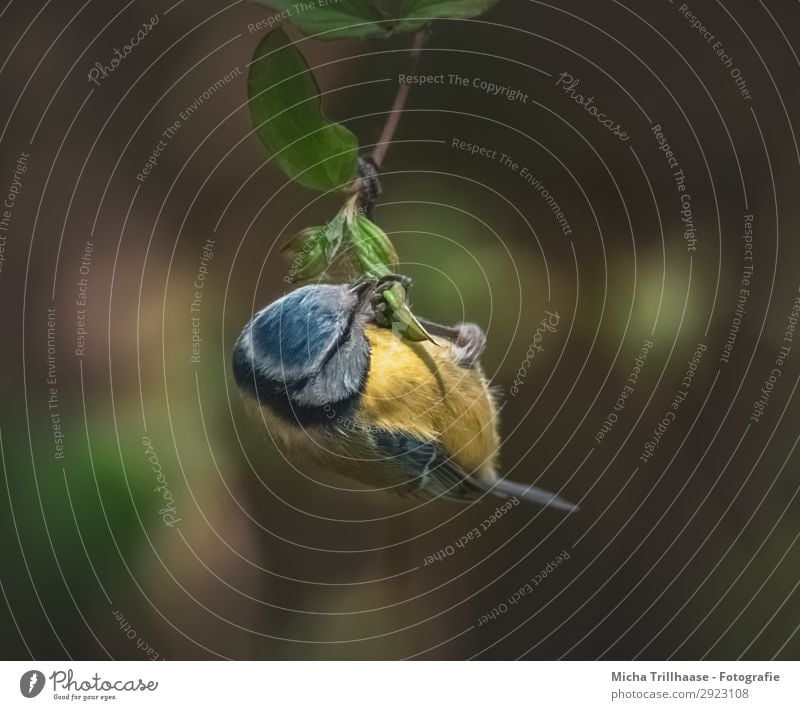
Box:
[415,318,487,368]
[366,274,484,362]
[370,298,392,328]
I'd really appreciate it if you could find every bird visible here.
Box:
[232,278,577,511]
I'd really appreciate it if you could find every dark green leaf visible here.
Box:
[252,1,391,39]
[394,0,500,33]
[248,28,359,191]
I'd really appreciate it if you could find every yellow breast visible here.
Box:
[360,325,500,478]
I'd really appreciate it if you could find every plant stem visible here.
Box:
[371,29,428,168]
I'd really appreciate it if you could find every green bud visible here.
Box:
[281,211,347,282]
[349,214,399,278]
[281,227,329,282]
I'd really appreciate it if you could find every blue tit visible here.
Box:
[232,279,577,511]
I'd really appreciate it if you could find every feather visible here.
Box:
[371,429,476,501]
[360,324,500,477]
[469,477,579,512]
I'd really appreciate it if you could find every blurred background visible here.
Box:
[1,0,799,660]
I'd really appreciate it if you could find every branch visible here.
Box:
[371,29,428,168]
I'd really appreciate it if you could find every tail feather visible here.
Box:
[472,477,578,513]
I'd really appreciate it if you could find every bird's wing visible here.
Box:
[371,429,578,511]
[371,428,481,502]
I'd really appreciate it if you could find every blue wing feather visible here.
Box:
[371,429,579,511]
[371,429,477,501]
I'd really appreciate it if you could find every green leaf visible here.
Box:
[252,1,391,39]
[248,28,359,191]
[394,0,500,33]
[348,214,398,278]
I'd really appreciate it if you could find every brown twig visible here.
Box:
[370,28,428,168]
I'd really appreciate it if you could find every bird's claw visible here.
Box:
[370,294,393,328]
[376,273,413,293]
[368,274,414,327]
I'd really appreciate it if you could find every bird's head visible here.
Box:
[232,282,374,425]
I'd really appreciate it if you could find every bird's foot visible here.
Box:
[369,274,413,328]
